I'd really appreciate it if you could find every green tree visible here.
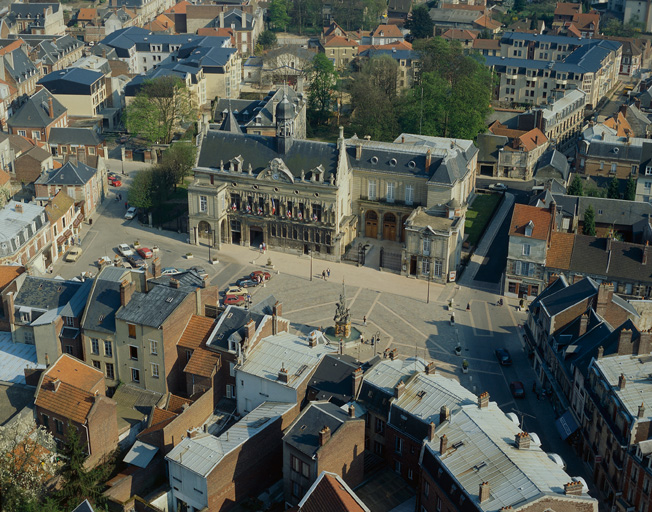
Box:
[258,30,278,49]
[513,0,526,12]
[308,53,338,126]
[568,175,584,196]
[128,169,155,210]
[607,176,620,199]
[350,55,399,140]
[625,177,637,200]
[269,0,291,31]
[601,18,644,37]
[583,205,597,236]
[124,76,196,145]
[405,5,434,40]
[161,142,197,189]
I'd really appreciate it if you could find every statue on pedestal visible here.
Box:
[333,280,351,338]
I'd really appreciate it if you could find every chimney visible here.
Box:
[597,345,604,359]
[428,421,436,441]
[636,97,642,109]
[277,365,288,383]
[595,282,614,317]
[638,331,652,355]
[219,11,224,27]
[352,367,363,398]
[203,424,209,433]
[318,425,331,446]
[152,258,161,278]
[245,319,255,341]
[425,149,432,174]
[549,198,556,214]
[394,380,405,399]
[644,242,649,265]
[48,96,54,119]
[389,348,398,360]
[102,48,106,59]
[425,362,435,375]
[4,291,14,327]
[355,144,362,160]
[308,331,318,347]
[272,300,282,335]
[639,403,646,418]
[187,429,198,439]
[401,136,405,143]
[241,11,246,29]
[440,405,450,424]
[606,237,612,252]
[478,391,489,409]
[14,203,22,214]
[348,404,355,418]
[620,103,627,118]
[618,373,626,390]
[515,432,531,449]
[439,434,448,453]
[578,313,589,337]
[564,481,583,496]
[618,329,633,355]
[170,278,180,289]
[119,280,134,306]
[52,379,61,392]
[479,482,490,503]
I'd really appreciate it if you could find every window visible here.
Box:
[186,349,192,363]
[129,345,138,360]
[42,414,49,429]
[368,180,377,200]
[55,419,64,434]
[434,260,442,277]
[646,166,652,176]
[65,316,74,327]
[89,147,95,155]
[422,238,430,256]
[24,331,33,344]
[394,460,401,474]
[229,362,235,377]
[395,437,403,454]
[405,185,414,205]
[32,131,40,140]
[150,340,158,355]
[131,368,140,383]
[104,340,112,357]
[374,441,384,456]
[106,363,114,380]
[199,195,207,212]
[422,259,430,276]
[17,130,26,137]
[523,244,531,256]
[509,282,517,294]
[386,182,395,203]
[226,384,235,398]
[301,461,309,478]
[646,182,652,191]
[64,345,73,355]
[611,163,617,174]
[292,482,302,498]
[128,323,136,338]
[291,455,300,473]
[436,496,442,512]
[375,417,385,434]
[408,468,413,480]
[92,360,101,370]
[524,221,534,237]
[424,481,429,497]
[91,338,99,355]
[151,363,159,378]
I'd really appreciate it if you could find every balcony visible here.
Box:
[358,196,420,208]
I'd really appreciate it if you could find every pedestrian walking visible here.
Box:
[327,268,330,278]
[371,336,375,346]
[322,270,326,280]
[363,315,367,326]
[259,243,263,254]
[466,302,471,311]
[118,193,122,201]
[124,201,128,209]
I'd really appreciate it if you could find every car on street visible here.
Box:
[225,286,247,297]
[189,266,208,278]
[489,183,508,191]
[249,270,271,281]
[117,243,134,257]
[510,381,525,398]
[108,172,118,179]
[161,267,180,276]
[224,294,245,306]
[137,247,153,259]
[124,207,137,220]
[236,278,258,288]
[495,348,512,365]
[127,255,147,270]
[64,246,83,262]
[109,177,122,187]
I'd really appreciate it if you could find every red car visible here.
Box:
[250,270,271,281]
[109,176,122,187]
[224,294,245,306]
[137,247,153,259]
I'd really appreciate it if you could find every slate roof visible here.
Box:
[215,87,303,130]
[14,276,82,311]
[197,130,339,180]
[38,68,103,95]
[81,266,131,334]
[7,89,66,128]
[307,354,361,406]
[476,133,509,163]
[116,284,193,328]
[35,160,99,187]
[72,499,95,512]
[530,274,569,309]
[535,149,570,180]
[19,146,51,164]
[48,128,103,147]
[299,472,369,512]
[539,276,598,317]
[148,269,205,289]
[0,201,46,253]
[509,204,553,240]
[552,194,652,227]
[206,304,267,351]
[284,401,357,457]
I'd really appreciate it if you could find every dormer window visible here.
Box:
[525,221,534,237]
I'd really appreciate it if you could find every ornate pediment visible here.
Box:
[257,158,295,183]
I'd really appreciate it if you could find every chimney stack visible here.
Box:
[348,404,355,418]
[152,257,161,278]
[278,365,288,383]
[428,421,436,441]
[564,481,583,496]
[638,331,652,355]
[639,403,646,418]
[478,391,489,409]
[425,362,436,375]
[14,203,22,214]
[597,345,604,359]
[318,425,331,446]
[170,278,180,289]
[272,300,282,335]
[439,434,447,454]
[578,313,589,337]
[4,291,14,327]
[352,367,363,398]
[618,329,633,355]
[394,380,405,399]
[618,373,627,390]
[219,11,224,27]
[425,149,432,174]
[119,280,134,306]
[388,348,398,360]
[644,242,649,265]
[440,405,450,424]
[308,331,318,347]
[515,432,531,450]
[245,319,255,341]
[479,482,490,503]
[355,144,362,160]
[48,96,54,119]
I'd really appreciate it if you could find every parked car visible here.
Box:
[189,266,208,278]
[108,172,118,179]
[117,243,134,257]
[64,246,83,262]
[110,178,122,187]
[124,207,137,220]
[237,278,258,288]
[494,348,512,365]
[489,183,507,191]
[161,267,180,276]
[225,286,247,297]
[127,255,147,270]
[249,270,271,281]
[137,247,153,259]
[510,381,525,398]
[224,294,245,306]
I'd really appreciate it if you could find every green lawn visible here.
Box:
[464,194,502,247]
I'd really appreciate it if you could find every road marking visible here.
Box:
[365,292,381,320]
[284,302,338,315]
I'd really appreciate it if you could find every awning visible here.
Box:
[555,409,579,440]
[56,235,64,245]
[73,217,82,228]
[63,229,72,238]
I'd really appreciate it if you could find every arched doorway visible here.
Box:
[220,219,227,243]
[383,213,396,241]
[366,211,378,239]
[198,221,211,242]
[400,215,409,243]
[249,225,264,247]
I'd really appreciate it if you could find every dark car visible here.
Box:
[510,381,525,398]
[236,278,258,288]
[190,266,208,278]
[495,348,512,366]
[127,255,147,270]
[224,294,245,306]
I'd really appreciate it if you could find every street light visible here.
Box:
[423,233,433,304]
[309,248,313,281]
[205,225,212,262]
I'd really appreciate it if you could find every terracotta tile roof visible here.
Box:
[0,40,24,57]
[488,121,527,139]
[555,2,581,16]
[517,128,548,151]
[36,378,95,424]
[370,24,403,38]
[197,27,235,45]
[604,112,633,137]
[138,407,177,436]
[177,314,215,349]
[565,23,583,37]
[323,35,359,48]
[167,394,193,414]
[474,14,501,30]
[574,11,599,30]
[547,232,575,270]
[184,347,220,378]
[357,40,412,53]
[44,354,103,391]
[0,169,9,187]
[509,204,553,240]
[77,8,97,20]
[473,38,501,50]
[442,28,479,40]
[144,17,171,32]
[0,265,25,290]
[165,0,190,14]
[300,473,367,512]
[45,191,75,223]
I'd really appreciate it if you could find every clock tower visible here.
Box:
[276,94,294,155]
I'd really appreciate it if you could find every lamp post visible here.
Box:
[309,248,313,281]
[205,225,212,262]
[423,233,433,304]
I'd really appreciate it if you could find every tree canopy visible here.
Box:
[268,0,291,31]
[124,76,196,145]
[405,5,434,40]
[607,177,620,199]
[258,30,278,49]
[626,177,637,201]
[568,175,584,196]
[601,18,644,38]
[308,53,338,126]
[583,205,597,236]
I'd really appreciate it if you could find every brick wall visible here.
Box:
[162,292,200,395]
[86,395,119,467]
[386,425,422,486]
[316,418,365,489]
[160,389,213,454]
[104,457,165,507]
[551,299,592,334]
